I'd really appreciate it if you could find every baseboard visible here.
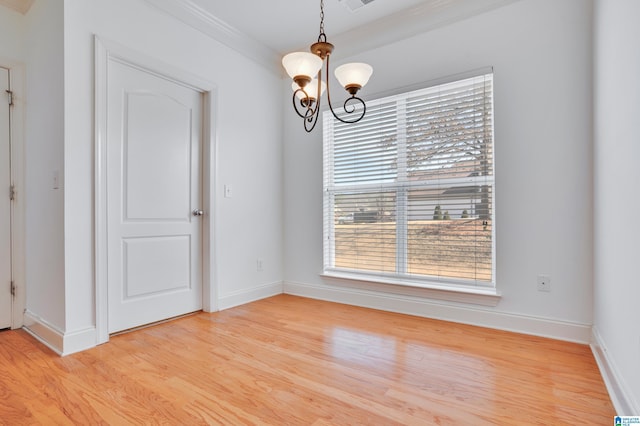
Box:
[218,281,284,310]
[284,280,592,343]
[62,326,97,356]
[23,311,97,356]
[591,327,640,415]
[23,310,64,355]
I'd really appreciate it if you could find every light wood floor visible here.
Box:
[0,295,613,425]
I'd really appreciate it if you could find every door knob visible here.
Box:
[192,209,204,216]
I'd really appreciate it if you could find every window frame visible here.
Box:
[322,69,497,299]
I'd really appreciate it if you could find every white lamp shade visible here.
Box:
[292,79,326,100]
[282,52,323,82]
[334,62,373,89]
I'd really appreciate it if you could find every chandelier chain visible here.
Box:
[318,0,326,42]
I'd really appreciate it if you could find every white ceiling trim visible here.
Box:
[144,0,281,73]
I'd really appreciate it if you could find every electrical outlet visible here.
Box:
[257,258,263,272]
[537,274,551,292]
[224,184,233,198]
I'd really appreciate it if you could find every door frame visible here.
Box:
[0,62,26,329]
[94,37,218,344]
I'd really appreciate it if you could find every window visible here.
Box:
[323,72,495,290]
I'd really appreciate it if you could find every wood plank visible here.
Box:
[0,295,614,424]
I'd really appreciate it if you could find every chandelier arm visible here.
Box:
[303,105,321,132]
[324,54,367,124]
[291,87,315,119]
[302,69,322,132]
[340,96,367,123]
[316,69,322,111]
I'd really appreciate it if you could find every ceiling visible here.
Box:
[190,0,431,54]
[186,0,520,56]
[1,0,521,71]
[147,0,520,71]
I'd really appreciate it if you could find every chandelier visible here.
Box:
[282,0,373,133]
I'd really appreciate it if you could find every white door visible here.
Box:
[0,67,11,329]
[107,59,203,333]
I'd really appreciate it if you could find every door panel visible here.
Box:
[107,60,203,333]
[122,236,191,298]
[124,92,192,221]
[0,67,11,329]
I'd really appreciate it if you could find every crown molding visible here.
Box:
[144,0,282,74]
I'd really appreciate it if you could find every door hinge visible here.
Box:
[9,185,15,201]
[6,90,13,106]
[10,281,15,297]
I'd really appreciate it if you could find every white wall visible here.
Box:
[22,0,67,332]
[284,0,594,341]
[1,0,285,353]
[593,0,640,415]
[0,6,24,62]
[61,0,284,341]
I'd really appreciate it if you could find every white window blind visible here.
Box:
[323,72,495,288]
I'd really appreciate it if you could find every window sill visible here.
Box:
[320,271,501,307]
